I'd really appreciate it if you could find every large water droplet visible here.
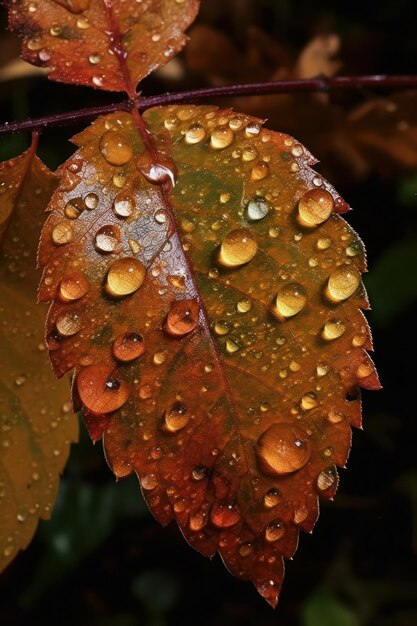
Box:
[275,283,307,319]
[84,192,99,209]
[210,501,241,528]
[298,188,334,227]
[99,131,133,166]
[76,365,130,413]
[164,402,189,433]
[112,332,145,362]
[326,264,360,302]
[52,221,73,245]
[106,257,146,297]
[164,299,200,337]
[95,225,120,253]
[265,519,285,542]
[255,423,311,476]
[59,272,89,302]
[113,193,135,218]
[246,196,270,222]
[219,228,257,268]
[185,124,206,144]
[210,127,234,149]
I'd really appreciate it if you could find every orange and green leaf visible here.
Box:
[37,105,379,605]
[5,0,200,95]
[0,141,78,573]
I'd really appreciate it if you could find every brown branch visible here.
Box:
[0,75,416,137]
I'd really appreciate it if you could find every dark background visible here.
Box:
[1,1,417,624]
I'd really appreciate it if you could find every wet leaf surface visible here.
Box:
[0,143,78,573]
[38,105,379,605]
[6,0,200,95]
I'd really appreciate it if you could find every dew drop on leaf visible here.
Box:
[51,221,73,245]
[322,319,346,340]
[255,424,311,476]
[164,402,189,433]
[59,272,89,302]
[112,332,145,362]
[246,196,270,221]
[56,312,81,336]
[265,520,285,542]
[105,257,146,297]
[210,501,241,528]
[275,283,307,319]
[210,126,234,150]
[99,131,133,166]
[263,488,281,508]
[326,264,361,302]
[76,365,130,413]
[95,225,120,253]
[185,124,206,144]
[219,228,257,268]
[298,188,334,227]
[164,299,199,337]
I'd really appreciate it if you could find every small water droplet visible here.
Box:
[164,299,199,337]
[189,510,207,531]
[112,332,145,362]
[239,542,253,557]
[52,221,73,245]
[56,312,81,336]
[210,501,241,528]
[153,350,167,365]
[141,474,158,490]
[265,519,285,542]
[317,237,331,250]
[214,320,230,335]
[14,375,27,387]
[88,53,101,65]
[164,402,189,432]
[256,424,311,476]
[219,228,257,268]
[185,124,206,144]
[154,210,167,224]
[251,161,269,181]
[59,272,89,302]
[113,193,135,217]
[84,192,99,209]
[328,409,344,423]
[99,131,133,166]
[246,196,270,221]
[322,319,346,341]
[263,488,281,508]
[275,283,307,319]
[298,188,334,227]
[326,265,360,302]
[300,392,318,411]
[226,339,240,354]
[237,297,252,313]
[317,467,337,491]
[192,466,209,481]
[316,363,329,377]
[64,197,84,219]
[105,257,146,297]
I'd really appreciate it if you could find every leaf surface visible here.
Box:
[38,105,379,605]
[0,143,78,573]
[6,0,200,95]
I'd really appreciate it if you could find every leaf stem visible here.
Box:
[0,74,416,136]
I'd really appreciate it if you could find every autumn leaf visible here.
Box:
[0,139,78,573]
[5,0,200,95]
[37,105,379,605]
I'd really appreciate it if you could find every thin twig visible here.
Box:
[0,75,416,136]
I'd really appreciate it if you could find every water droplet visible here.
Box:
[84,192,99,209]
[52,221,73,245]
[328,409,344,424]
[185,124,206,144]
[112,332,145,362]
[298,188,334,227]
[265,519,285,542]
[59,272,89,302]
[153,350,167,365]
[189,510,207,531]
[76,365,130,413]
[164,402,189,433]
[245,122,261,137]
[275,283,307,319]
[251,162,269,181]
[326,265,360,302]
[95,225,120,253]
[64,197,84,219]
[140,163,176,189]
[88,53,101,64]
[3,545,14,557]
[294,505,308,524]
[246,196,270,221]
[15,375,26,387]
[300,392,318,411]
[210,126,234,149]
[317,467,337,491]
[316,363,329,377]
[154,210,167,224]
[226,339,240,354]
[255,424,311,476]
[192,466,209,481]
[356,362,374,379]
[113,193,135,217]
[112,171,126,188]
[242,145,258,161]
[214,320,230,336]
[237,297,252,313]
[141,474,158,490]
[210,501,241,528]
[219,228,257,267]
[317,237,331,250]
[56,312,81,336]
[239,542,253,557]
[263,488,281,508]
[99,131,133,166]
[322,319,346,341]
[164,299,199,337]
[106,257,146,297]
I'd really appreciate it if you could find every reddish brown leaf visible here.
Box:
[38,105,379,605]
[0,141,78,572]
[6,0,200,95]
